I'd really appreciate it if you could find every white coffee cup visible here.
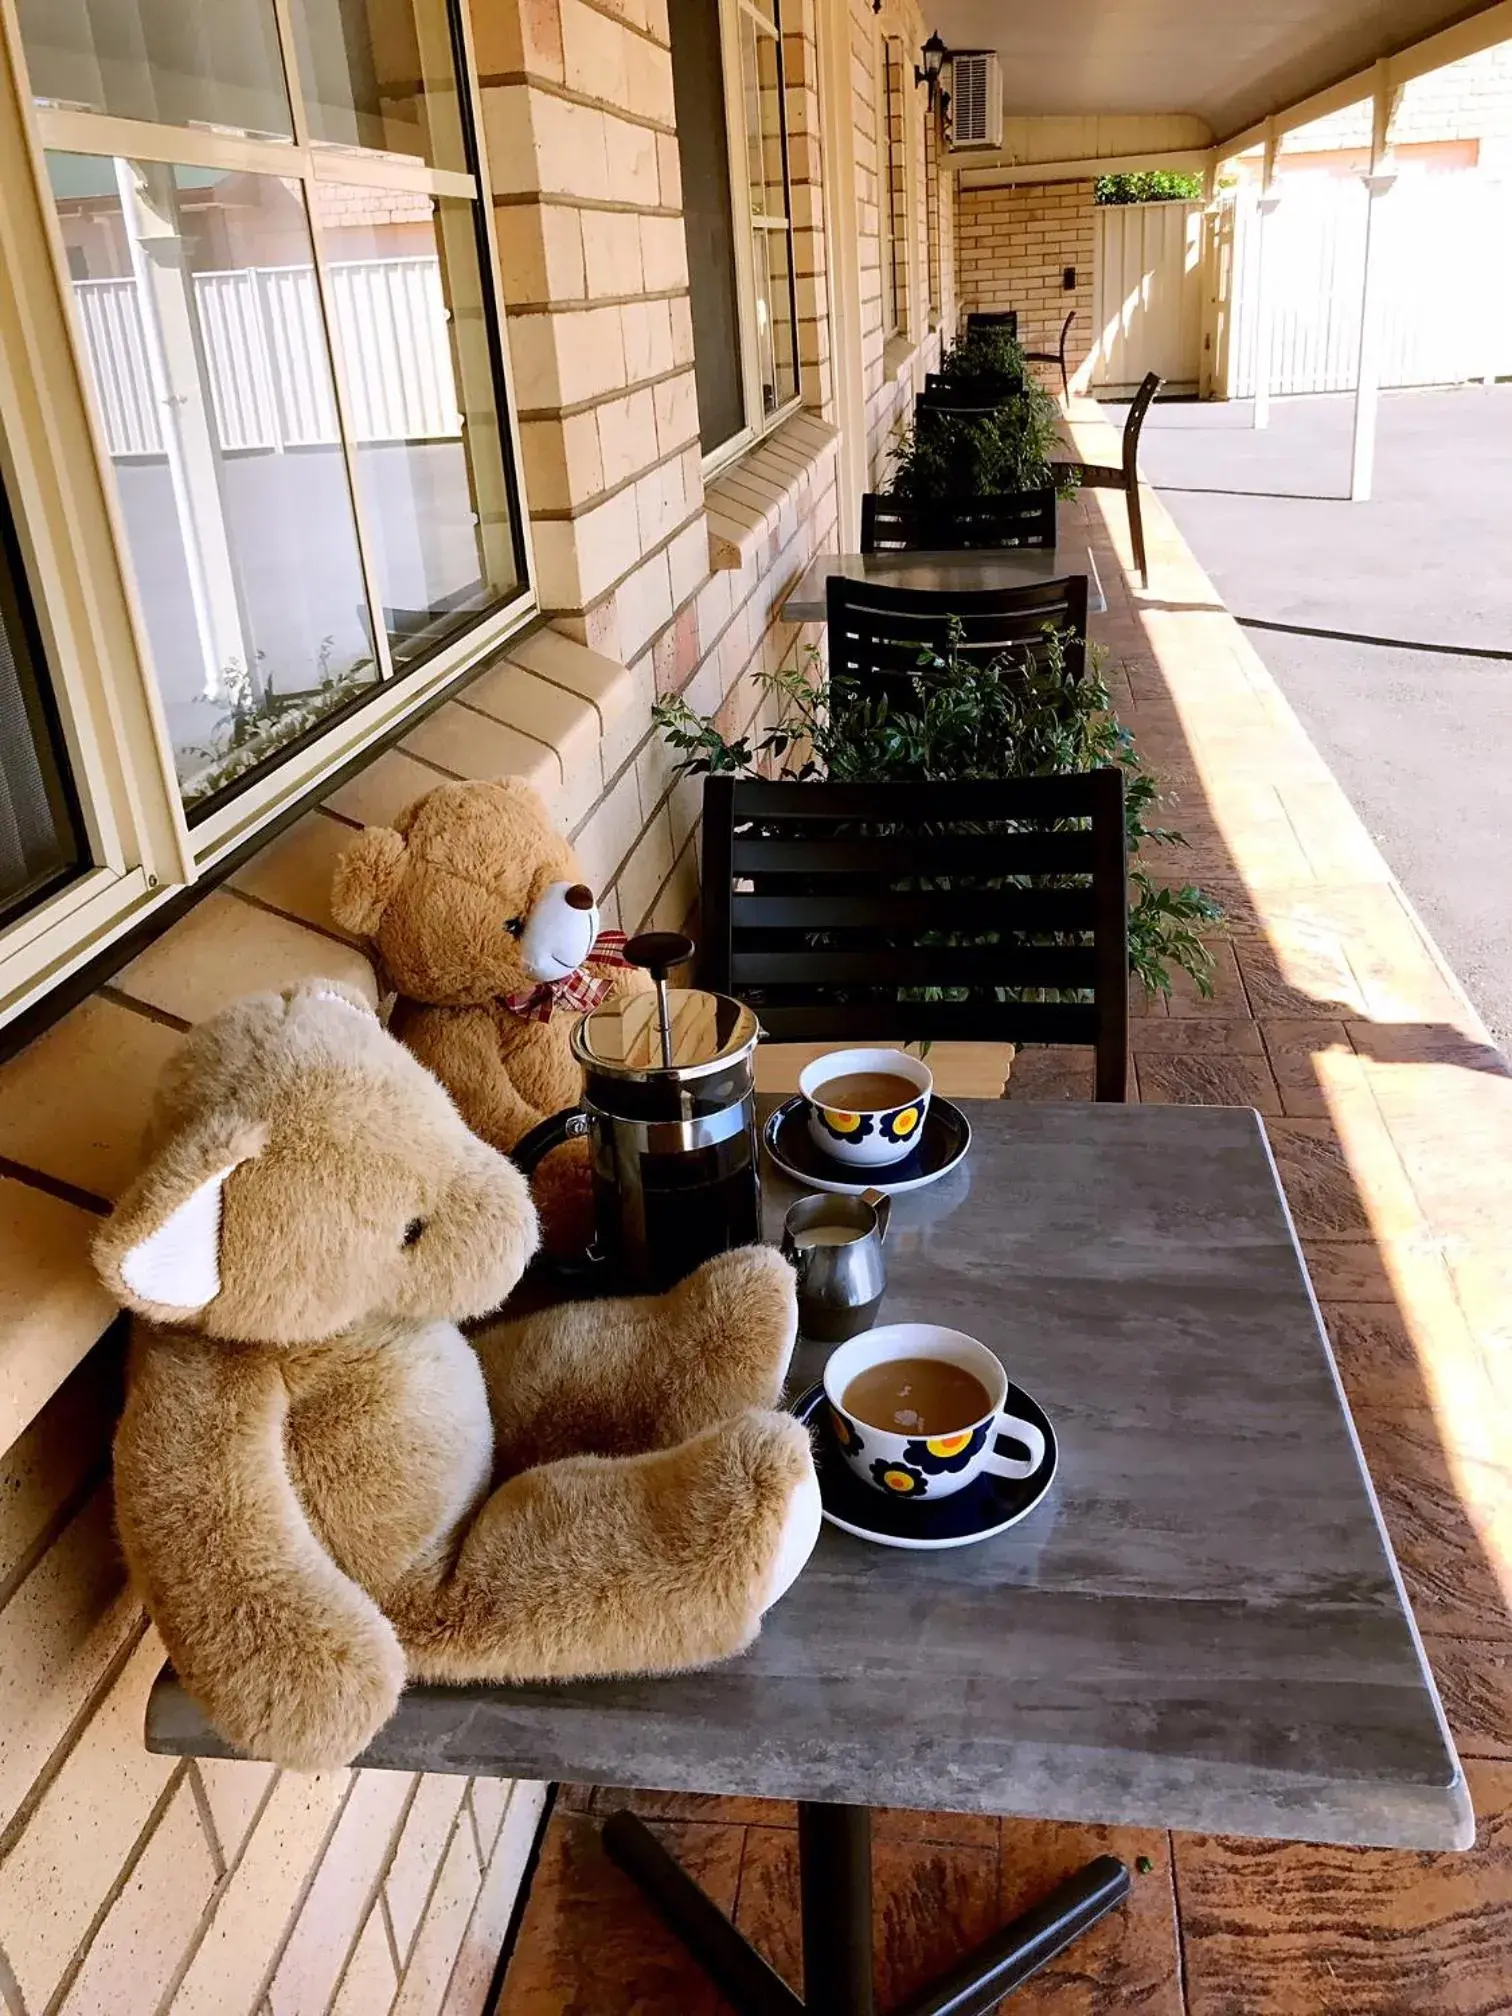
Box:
[799,1047,933,1169]
[822,1323,1046,1502]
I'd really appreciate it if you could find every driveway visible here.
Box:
[1116,383,1512,1050]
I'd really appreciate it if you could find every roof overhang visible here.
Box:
[926,0,1512,150]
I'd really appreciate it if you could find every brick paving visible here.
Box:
[496,407,1512,2013]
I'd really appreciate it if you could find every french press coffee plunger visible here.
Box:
[512,933,763,1293]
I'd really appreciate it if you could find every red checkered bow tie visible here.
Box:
[501,930,630,1024]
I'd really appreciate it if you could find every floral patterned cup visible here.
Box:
[822,1323,1047,1503]
[799,1047,933,1169]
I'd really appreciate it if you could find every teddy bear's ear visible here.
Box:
[330,826,408,937]
[94,1117,269,1319]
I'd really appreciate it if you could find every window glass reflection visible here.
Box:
[313,183,520,669]
[290,0,465,169]
[19,0,291,137]
[49,155,379,812]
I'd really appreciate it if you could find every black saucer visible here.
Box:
[791,1382,1057,1549]
[763,1095,971,1196]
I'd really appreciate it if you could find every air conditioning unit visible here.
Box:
[949,51,1002,150]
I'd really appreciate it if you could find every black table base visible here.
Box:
[602,1802,1130,2016]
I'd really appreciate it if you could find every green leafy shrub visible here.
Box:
[655,630,1222,1000]
[181,641,375,808]
[884,331,1067,502]
[934,325,1027,389]
[1094,170,1204,205]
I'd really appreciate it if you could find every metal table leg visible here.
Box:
[602,1810,803,2016]
[894,1854,1132,2016]
[799,1802,875,2015]
[601,1801,1129,2015]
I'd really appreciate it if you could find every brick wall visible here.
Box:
[857,0,949,487]
[0,0,960,2000]
[1277,39,1512,152]
[785,12,832,419]
[0,628,619,2015]
[956,179,1095,390]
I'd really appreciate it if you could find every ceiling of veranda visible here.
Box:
[926,0,1502,141]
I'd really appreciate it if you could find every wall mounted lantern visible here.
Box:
[915,32,947,100]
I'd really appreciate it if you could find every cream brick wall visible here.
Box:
[854,0,952,487]
[0,632,592,2015]
[1276,39,1512,154]
[0,0,965,2001]
[956,179,1096,387]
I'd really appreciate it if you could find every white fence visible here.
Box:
[1087,200,1205,395]
[1227,169,1512,397]
[72,256,461,458]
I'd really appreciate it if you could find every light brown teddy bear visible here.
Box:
[94,981,820,1770]
[328,776,653,1246]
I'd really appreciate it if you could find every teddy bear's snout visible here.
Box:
[518,879,601,983]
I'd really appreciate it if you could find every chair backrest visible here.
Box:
[914,397,1008,442]
[966,310,1018,339]
[922,371,1023,403]
[1057,308,1076,357]
[826,574,1088,688]
[699,773,1130,1099]
[860,489,1056,555]
[1122,371,1161,475]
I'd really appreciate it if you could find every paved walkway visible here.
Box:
[495,410,1512,2015]
[1126,383,1512,1048]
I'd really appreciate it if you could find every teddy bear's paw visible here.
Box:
[194,1607,407,1770]
[691,1408,820,1621]
[671,1245,799,1396]
[762,1449,823,1612]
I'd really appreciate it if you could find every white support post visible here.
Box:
[117,158,250,699]
[1252,123,1279,430]
[1349,63,1399,502]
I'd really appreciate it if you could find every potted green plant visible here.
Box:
[654,628,1222,1003]
[891,328,1068,504]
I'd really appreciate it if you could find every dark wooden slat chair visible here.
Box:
[965,310,1018,339]
[826,574,1088,689]
[922,371,1023,403]
[699,773,1130,1102]
[860,488,1056,554]
[1025,308,1076,399]
[915,385,1022,433]
[1052,369,1161,588]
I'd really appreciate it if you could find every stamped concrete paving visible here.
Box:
[495,410,1512,2015]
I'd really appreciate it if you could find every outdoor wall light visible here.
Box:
[916,31,948,100]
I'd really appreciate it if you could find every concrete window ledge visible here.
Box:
[705,411,841,571]
[882,332,919,384]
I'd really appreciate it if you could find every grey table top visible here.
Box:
[781,541,1108,623]
[147,1103,1469,1850]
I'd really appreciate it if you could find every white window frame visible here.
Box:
[704,0,803,478]
[879,31,919,345]
[0,0,536,1033]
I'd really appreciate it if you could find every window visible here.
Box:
[0,471,83,930]
[22,0,525,822]
[881,38,908,338]
[670,0,800,465]
[0,0,529,1028]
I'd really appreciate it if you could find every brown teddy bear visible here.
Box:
[94,981,820,1769]
[328,776,653,1247]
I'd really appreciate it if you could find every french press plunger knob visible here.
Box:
[623,932,694,1070]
